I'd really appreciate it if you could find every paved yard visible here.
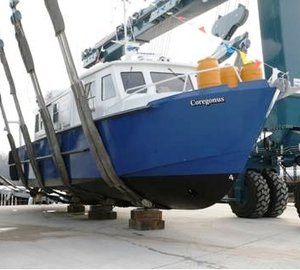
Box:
[0,203,299,268]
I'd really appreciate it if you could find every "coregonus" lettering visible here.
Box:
[190,97,225,107]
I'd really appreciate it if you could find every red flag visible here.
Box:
[255,59,262,68]
[199,26,206,33]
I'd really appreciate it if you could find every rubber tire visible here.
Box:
[294,184,300,218]
[263,171,288,217]
[229,171,270,218]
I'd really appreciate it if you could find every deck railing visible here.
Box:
[0,190,28,206]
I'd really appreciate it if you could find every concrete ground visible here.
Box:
[0,203,299,269]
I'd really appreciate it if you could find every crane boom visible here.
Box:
[82,0,227,68]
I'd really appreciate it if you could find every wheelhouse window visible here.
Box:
[35,112,43,131]
[150,72,194,93]
[121,72,146,94]
[53,103,59,123]
[85,81,96,111]
[35,114,39,132]
[101,75,116,101]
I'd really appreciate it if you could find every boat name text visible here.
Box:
[190,97,225,107]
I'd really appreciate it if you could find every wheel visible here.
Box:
[294,184,300,217]
[263,171,288,217]
[229,170,270,218]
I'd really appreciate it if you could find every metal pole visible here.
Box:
[44,0,151,208]
[0,38,44,188]
[123,0,128,57]
[9,2,70,189]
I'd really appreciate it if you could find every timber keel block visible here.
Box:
[67,204,85,214]
[88,205,117,220]
[129,208,165,230]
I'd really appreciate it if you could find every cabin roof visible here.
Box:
[80,59,196,80]
[43,59,197,106]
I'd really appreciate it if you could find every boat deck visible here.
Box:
[0,203,299,268]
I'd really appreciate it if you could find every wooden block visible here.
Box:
[88,210,117,220]
[90,205,113,212]
[129,208,165,230]
[67,204,85,214]
[131,208,162,221]
[129,219,165,230]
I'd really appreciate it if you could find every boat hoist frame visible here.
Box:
[81,0,228,68]
[0,39,44,189]
[212,4,249,41]
[44,0,152,208]
[211,4,250,64]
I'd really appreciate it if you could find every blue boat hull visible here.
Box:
[10,80,276,209]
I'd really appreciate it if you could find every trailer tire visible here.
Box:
[263,171,288,217]
[295,184,300,217]
[229,171,270,218]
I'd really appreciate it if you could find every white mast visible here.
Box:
[123,0,129,57]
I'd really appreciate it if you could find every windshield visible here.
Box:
[121,72,147,94]
[150,72,194,93]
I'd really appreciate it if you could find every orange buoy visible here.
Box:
[220,66,239,88]
[241,63,263,82]
[197,57,221,89]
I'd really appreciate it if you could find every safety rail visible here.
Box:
[0,190,28,206]
[254,145,300,155]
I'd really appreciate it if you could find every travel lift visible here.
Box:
[4,0,267,228]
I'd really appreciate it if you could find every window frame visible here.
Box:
[101,74,117,101]
[121,71,147,94]
[35,114,39,133]
[84,81,96,111]
[150,71,194,93]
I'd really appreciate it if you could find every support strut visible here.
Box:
[10,2,70,189]
[0,39,44,189]
[44,0,152,208]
